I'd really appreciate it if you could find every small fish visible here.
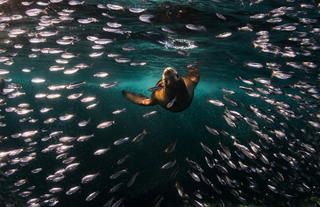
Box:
[65,163,80,172]
[139,14,154,23]
[62,157,76,164]
[205,125,219,136]
[49,187,63,194]
[85,191,99,202]
[93,72,109,78]
[186,24,206,31]
[66,81,86,90]
[208,99,224,107]
[66,186,80,195]
[161,160,176,169]
[97,121,115,129]
[175,182,185,198]
[127,172,139,187]
[109,169,128,180]
[112,108,126,114]
[111,198,123,207]
[59,136,76,143]
[154,196,164,207]
[131,130,147,143]
[78,119,90,127]
[142,110,158,118]
[113,137,130,145]
[81,96,96,103]
[164,141,177,153]
[109,182,123,193]
[93,148,110,156]
[216,32,232,38]
[14,179,27,187]
[77,134,94,142]
[308,121,320,129]
[33,169,46,177]
[100,82,118,88]
[59,114,74,121]
[21,130,38,137]
[223,95,238,107]
[40,108,53,113]
[81,173,99,184]
[107,4,124,10]
[117,154,130,165]
[67,93,83,100]
[216,13,227,20]
[187,171,201,182]
[272,70,292,80]
[102,197,114,207]
[129,8,146,13]
[200,142,213,155]
[31,78,46,83]
[166,97,177,108]
[115,58,131,63]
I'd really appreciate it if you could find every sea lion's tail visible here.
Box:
[122,90,155,106]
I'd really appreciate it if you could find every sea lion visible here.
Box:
[122,66,199,112]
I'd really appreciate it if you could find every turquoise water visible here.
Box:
[0,0,320,207]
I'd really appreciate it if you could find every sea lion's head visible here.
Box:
[162,67,184,89]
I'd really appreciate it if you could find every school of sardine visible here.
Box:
[0,0,319,207]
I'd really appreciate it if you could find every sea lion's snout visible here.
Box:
[163,67,176,74]
[162,67,182,87]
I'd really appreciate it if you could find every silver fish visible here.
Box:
[205,125,219,136]
[109,169,128,180]
[97,121,115,129]
[81,173,99,184]
[85,191,99,202]
[77,134,94,142]
[127,172,139,187]
[65,163,80,172]
[200,142,213,155]
[112,108,126,114]
[166,96,177,108]
[142,110,158,118]
[161,160,176,169]
[117,154,129,165]
[131,129,147,143]
[113,137,130,145]
[93,148,110,156]
[65,186,80,195]
[208,99,224,107]
[164,141,177,153]
[78,119,90,127]
[109,182,123,193]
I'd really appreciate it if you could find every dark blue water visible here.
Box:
[0,0,320,207]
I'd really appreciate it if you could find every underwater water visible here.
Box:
[0,0,320,206]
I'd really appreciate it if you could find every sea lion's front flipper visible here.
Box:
[122,90,155,106]
[187,68,200,85]
[148,79,163,92]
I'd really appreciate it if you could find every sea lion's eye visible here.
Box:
[176,74,180,79]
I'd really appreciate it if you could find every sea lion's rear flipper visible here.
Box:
[122,90,155,106]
